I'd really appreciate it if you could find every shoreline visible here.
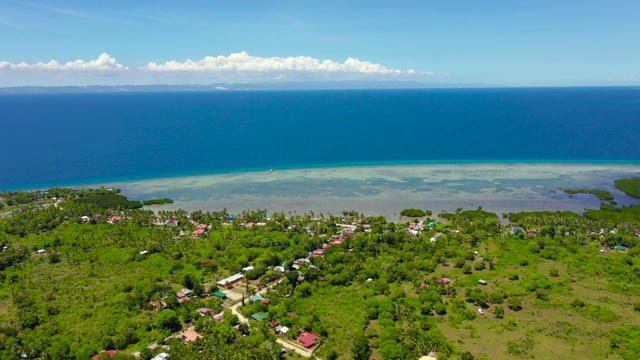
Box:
[97,162,640,220]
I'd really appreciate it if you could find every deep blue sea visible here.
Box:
[1,87,639,190]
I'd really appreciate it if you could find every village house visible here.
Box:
[213,291,227,300]
[251,313,268,322]
[92,350,117,360]
[217,273,244,289]
[192,223,209,237]
[151,353,170,360]
[298,331,319,348]
[213,312,225,322]
[182,330,203,343]
[294,258,311,265]
[436,277,451,284]
[196,308,211,317]
[312,248,325,256]
[107,216,120,224]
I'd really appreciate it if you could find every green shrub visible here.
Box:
[507,297,522,311]
[507,271,519,280]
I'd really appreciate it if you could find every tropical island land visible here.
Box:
[1,174,640,360]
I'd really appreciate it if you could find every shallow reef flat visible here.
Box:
[107,163,640,219]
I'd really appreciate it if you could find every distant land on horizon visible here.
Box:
[0,81,495,94]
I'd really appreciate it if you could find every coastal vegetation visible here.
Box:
[143,198,174,206]
[563,188,616,204]
[0,187,639,359]
[400,208,426,217]
[615,177,640,198]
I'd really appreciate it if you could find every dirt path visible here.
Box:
[229,279,321,358]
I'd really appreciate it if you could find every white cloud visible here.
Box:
[144,51,431,77]
[0,53,127,72]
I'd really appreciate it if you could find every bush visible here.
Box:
[463,262,473,274]
[507,271,519,280]
[549,268,559,277]
[460,351,475,360]
[634,303,640,312]
[507,297,522,311]
[493,305,505,319]
[571,298,585,309]
[506,341,521,355]
[434,302,447,315]
[475,261,485,271]
[490,292,504,304]
[518,258,529,266]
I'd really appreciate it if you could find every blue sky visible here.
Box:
[0,0,638,86]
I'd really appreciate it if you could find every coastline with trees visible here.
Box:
[0,181,640,359]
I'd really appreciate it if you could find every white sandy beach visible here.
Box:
[106,163,640,219]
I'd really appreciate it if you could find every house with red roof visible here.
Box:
[436,277,451,284]
[92,350,117,360]
[183,330,203,343]
[312,248,325,256]
[107,216,120,224]
[298,331,319,348]
[192,229,204,236]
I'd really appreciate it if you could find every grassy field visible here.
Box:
[433,257,639,360]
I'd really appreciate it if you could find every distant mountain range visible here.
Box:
[0,81,493,94]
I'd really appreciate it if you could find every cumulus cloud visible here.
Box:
[0,53,127,72]
[144,51,431,77]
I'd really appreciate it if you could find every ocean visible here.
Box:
[1,87,639,191]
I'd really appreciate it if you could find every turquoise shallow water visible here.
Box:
[1,87,639,190]
[110,163,640,219]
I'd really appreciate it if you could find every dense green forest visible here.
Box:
[1,187,640,360]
